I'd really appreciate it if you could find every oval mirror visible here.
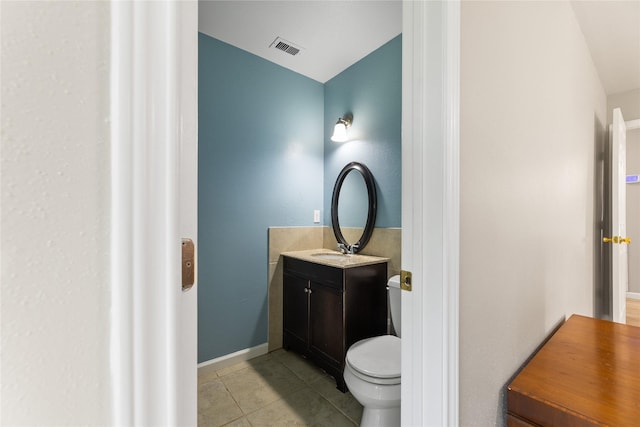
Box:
[330,162,377,253]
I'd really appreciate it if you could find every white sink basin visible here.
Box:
[311,253,349,261]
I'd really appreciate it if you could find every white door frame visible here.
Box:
[110,0,460,425]
[110,1,198,425]
[402,1,460,425]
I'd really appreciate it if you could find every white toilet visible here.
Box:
[344,275,401,427]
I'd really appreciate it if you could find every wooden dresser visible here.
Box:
[508,314,640,426]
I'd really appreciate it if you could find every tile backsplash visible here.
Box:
[267,226,401,351]
[322,227,401,277]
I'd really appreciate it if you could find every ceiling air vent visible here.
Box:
[270,37,303,57]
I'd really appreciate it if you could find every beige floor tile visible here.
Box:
[246,387,356,427]
[199,350,363,427]
[222,417,252,427]
[216,353,273,378]
[272,349,326,384]
[269,348,287,358]
[221,358,306,414]
[199,365,219,385]
[310,375,363,425]
[198,379,243,427]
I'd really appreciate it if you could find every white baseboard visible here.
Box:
[626,292,640,300]
[197,343,268,372]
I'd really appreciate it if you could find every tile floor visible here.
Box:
[201,304,639,427]
[198,349,363,427]
[627,297,640,327]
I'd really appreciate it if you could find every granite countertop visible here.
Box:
[281,248,389,269]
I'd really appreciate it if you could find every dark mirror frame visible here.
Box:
[330,162,377,253]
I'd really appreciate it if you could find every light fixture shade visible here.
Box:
[331,122,348,142]
[331,114,352,142]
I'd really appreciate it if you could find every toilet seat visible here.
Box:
[346,335,401,385]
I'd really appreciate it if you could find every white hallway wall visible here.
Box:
[1,2,112,424]
[607,89,640,293]
[460,1,606,425]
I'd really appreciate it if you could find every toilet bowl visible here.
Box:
[344,276,401,427]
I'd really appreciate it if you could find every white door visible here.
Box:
[110,2,198,424]
[610,108,629,323]
[177,1,199,423]
[401,1,460,425]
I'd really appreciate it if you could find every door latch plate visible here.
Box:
[400,270,412,292]
[182,238,195,291]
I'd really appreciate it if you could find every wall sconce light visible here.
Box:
[331,113,353,142]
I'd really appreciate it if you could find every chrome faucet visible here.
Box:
[337,243,359,254]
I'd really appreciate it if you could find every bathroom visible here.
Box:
[9,0,640,425]
[197,2,402,425]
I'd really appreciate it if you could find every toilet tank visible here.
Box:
[388,275,401,337]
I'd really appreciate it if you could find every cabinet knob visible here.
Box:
[304,288,308,293]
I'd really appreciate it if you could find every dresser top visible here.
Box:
[281,249,388,269]
[508,314,640,426]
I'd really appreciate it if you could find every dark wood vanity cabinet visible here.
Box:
[282,256,387,391]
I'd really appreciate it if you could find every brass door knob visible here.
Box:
[603,236,631,244]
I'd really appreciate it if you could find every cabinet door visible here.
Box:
[309,281,343,365]
[283,273,309,344]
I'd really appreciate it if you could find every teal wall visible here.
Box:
[198,34,324,362]
[198,33,401,363]
[324,36,402,228]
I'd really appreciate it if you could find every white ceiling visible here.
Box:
[198,1,402,83]
[199,1,639,94]
[571,0,640,95]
